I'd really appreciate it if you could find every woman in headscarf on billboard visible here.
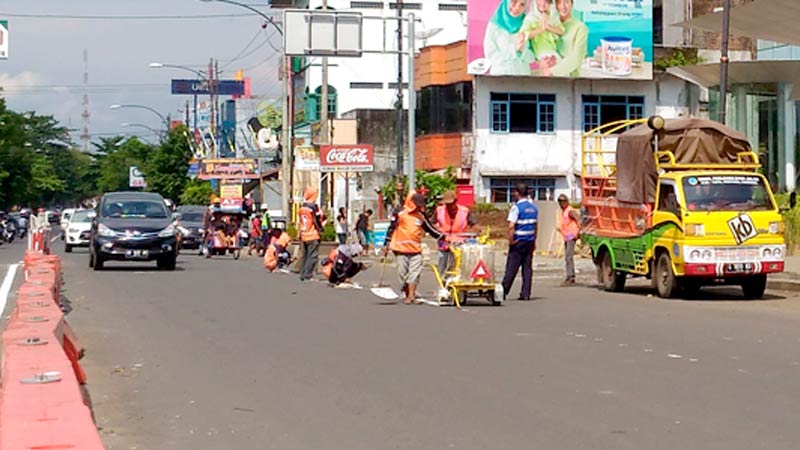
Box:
[543,0,588,77]
[483,0,536,76]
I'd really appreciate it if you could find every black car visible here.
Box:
[89,192,179,270]
[176,205,207,251]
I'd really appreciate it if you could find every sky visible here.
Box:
[0,0,282,146]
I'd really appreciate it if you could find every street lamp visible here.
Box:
[150,62,208,133]
[122,122,162,135]
[110,104,170,130]
[200,0,291,216]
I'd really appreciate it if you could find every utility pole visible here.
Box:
[395,0,404,181]
[718,0,731,125]
[320,0,329,144]
[208,59,216,158]
[215,59,222,156]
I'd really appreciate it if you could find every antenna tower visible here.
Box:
[79,49,91,151]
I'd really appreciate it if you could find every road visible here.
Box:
[9,240,800,450]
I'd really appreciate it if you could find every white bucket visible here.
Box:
[601,37,633,76]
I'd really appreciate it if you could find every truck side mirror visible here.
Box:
[791,192,797,209]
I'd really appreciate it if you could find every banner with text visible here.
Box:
[320,145,374,172]
[467,0,652,80]
[0,20,8,59]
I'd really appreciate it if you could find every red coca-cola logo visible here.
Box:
[321,145,374,169]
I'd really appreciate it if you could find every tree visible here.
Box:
[180,179,213,206]
[142,125,193,201]
[94,137,150,194]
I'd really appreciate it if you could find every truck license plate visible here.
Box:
[725,262,754,273]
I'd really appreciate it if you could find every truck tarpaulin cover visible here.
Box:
[616,118,751,204]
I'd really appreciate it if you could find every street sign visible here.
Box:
[320,145,374,172]
[283,10,362,57]
[171,79,245,96]
[129,166,146,188]
[470,260,490,280]
[0,20,8,59]
[197,159,257,180]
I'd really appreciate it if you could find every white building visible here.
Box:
[471,75,700,203]
[302,0,468,118]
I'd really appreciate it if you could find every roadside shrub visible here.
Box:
[775,193,800,254]
[473,202,498,214]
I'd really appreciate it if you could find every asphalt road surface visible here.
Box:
[11,241,800,450]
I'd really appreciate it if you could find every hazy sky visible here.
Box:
[0,0,282,144]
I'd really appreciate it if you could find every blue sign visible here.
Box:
[187,163,200,177]
[171,79,245,96]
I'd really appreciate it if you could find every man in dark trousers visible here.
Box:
[502,183,538,300]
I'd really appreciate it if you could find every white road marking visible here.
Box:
[0,264,20,315]
[50,234,61,243]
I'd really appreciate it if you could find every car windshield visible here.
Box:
[71,210,92,223]
[181,212,204,223]
[101,199,168,219]
[683,175,775,212]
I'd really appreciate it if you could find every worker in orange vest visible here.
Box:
[432,190,477,276]
[384,191,447,304]
[557,194,581,286]
[298,187,326,281]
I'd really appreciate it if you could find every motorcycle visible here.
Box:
[0,220,15,243]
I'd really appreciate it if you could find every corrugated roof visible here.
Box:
[676,0,800,46]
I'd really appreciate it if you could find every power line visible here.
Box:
[0,12,279,20]
[220,29,266,70]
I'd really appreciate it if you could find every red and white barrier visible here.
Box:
[0,251,104,449]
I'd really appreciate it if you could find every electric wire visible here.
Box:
[219,29,264,69]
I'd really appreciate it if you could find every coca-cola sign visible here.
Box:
[320,145,374,172]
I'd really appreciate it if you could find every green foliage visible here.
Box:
[180,179,214,205]
[416,166,456,211]
[94,136,150,194]
[256,103,282,130]
[286,224,298,240]
[775,193,800,253]
[321,221,337,242]
[655,48,702,71]
[142,125,193,201]
[379,175,407,207]
[473,202,499,214]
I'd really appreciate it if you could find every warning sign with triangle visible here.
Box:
[470,260,491,279]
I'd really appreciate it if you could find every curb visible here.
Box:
[767,278,800,292]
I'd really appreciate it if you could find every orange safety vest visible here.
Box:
[321,248,338,279]
[557,205,580,241]
[389,210,424,254]
[264,245,278,271]
[298,204,321,242]
[436,204,469,238]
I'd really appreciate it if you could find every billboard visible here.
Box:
[320,145,374,172]
[0,20,7,59]
[171,79,245,96]
[467,0,652,80]
[197,159,257,180]
[129,166,146,188]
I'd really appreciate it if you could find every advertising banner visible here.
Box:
[467,0,652,80]
[197,159,257,180]
[129,166,146,188]
[0,20,7,59]
[295,146,320,172]
[171,79,245,96]
[320,145,374,172]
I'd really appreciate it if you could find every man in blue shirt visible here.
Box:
[502,183,538,300]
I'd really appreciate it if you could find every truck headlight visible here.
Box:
[701,249,713,261]
[769,221,785,234]
[686,223,705,236]
[689,249,701,261]
[158,224,176,238]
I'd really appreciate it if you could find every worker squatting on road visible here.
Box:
[384,192,448,305]
[298,187,326,281]
[431,190,477,276]
[502,183,539,301]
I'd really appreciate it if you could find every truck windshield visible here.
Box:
[683,175,774,212]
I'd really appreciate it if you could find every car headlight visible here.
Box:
[97,224,118,237]
[769,221,785,234]
[158,224,176,238]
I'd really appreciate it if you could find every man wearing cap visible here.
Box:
[432,190,477,276]
[557,194,581,286]
[384,191,446,304]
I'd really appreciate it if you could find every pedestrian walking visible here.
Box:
[298,187,326,281]
[557,194,581,286]
[384,192,446,305]
[432,190,477,276]
[502,183,538,300]
[355,209,372,248]
[336,207,348,245]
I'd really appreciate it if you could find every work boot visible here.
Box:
[561,278,576,287]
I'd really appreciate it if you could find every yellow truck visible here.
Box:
[580,117,788,299]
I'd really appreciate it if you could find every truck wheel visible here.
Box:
[655,253,677,298]
[598,250,626,292]
[741,274,767,300]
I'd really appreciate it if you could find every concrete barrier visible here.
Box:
[0,250,104,449]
